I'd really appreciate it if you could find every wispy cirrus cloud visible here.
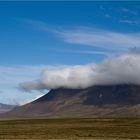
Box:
[57,28,140,51]
[118,7,140,26]
[75,50,113,56]
[121,8,138,15]
[119,19,140,25]
[0,65,47,84]
[21,19,140,53]
[104,14,111,18]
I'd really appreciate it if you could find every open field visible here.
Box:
[0,118,140,140]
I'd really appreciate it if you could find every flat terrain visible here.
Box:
[0,118,140,140]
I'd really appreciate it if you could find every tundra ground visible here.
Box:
[0,118,140,140]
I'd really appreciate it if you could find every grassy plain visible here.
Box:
[0,118,139,140]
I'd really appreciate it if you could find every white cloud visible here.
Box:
[19,64,96,90]
[19,53,140,91]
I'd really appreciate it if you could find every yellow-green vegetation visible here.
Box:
[0,118,140,140]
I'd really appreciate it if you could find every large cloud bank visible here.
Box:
[19,53,140,91]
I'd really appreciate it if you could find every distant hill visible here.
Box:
[0,103,16,113]
[1,84,140,118]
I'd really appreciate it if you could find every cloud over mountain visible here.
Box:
[19,53,140,91]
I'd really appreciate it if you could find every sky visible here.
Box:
[1,1,140,105]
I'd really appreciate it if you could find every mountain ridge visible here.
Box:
[1,84,140,118]
[0,103,16,113]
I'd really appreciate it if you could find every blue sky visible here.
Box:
[1,1,140,105]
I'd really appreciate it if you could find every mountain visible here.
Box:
[1,84,140,118]
[0,103,16,113]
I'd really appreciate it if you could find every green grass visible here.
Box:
[0,118,140,139]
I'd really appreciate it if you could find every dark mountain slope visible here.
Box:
[2,84,140,118]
